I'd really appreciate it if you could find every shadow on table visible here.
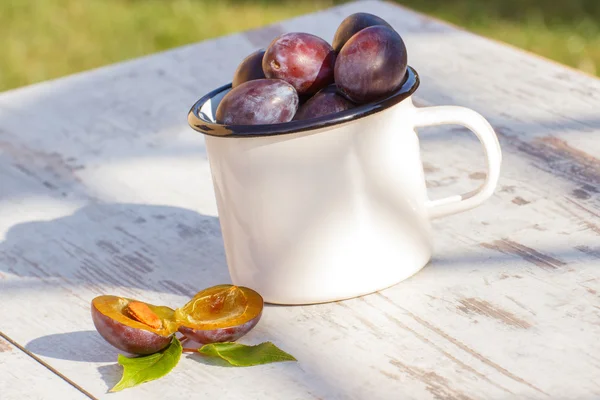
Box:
[26,330,126,391]
[26,331,119,363]
[0,202,229,296]
[97,363,123,390]
[3,202,227,367]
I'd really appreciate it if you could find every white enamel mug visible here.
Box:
[188,67,502,305]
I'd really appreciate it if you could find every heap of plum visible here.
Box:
[217,12,408,124]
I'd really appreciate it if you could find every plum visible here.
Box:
[216,79,299,125]
[175,285,263,344]
[334,25,407,104]
[263,33,336,95]
[294,85,355,120]
[332,12,392,52]
[232,49,266,88]
[91,296,176,355]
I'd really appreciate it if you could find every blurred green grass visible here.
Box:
[1,0,599,91]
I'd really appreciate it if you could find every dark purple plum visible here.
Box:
[334,25,407,104]
[332,13,392,52]
[294,85,355,120]
[263,33,336,95]
[232,49,266,88]
[216,79,299,125]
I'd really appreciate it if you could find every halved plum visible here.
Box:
[175,285,263,344]
[91,295,176,355]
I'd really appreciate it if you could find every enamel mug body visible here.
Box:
[188,67,502,304]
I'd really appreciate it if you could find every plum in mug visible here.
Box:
[188,67,502,305]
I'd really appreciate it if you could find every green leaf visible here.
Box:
[110,336,182,392]
[197,341,297,367]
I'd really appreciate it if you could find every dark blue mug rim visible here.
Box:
[187,66,419,138]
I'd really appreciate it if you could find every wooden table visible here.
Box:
[1,1,599,399]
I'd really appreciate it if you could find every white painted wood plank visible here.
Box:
[0,1,599,399]
[0,336,86,400]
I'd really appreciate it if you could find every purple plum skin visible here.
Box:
[263,33,336,95]
[216,79,299,125]
[177,310,262,344]
[332,12,392,52]
[232,49,266,88]
[91,303,171,355]
[294,85,355,120]
[334,25,407,104]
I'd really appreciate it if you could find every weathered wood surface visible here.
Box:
[1,1,599,398]
[0,336,86,399]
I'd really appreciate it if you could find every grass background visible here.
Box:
[1,0,599,91]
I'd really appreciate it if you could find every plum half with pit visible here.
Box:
[232,49,266,88]
[216,79,299,125]
[175,285,263,344]
[294,85,355,121]
[91,296,177,355]
[334,25,407,104]
[332,12,393,52]
[263,32,336,95]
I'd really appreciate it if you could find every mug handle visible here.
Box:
[413,106,502,219]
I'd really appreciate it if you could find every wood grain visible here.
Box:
[0,1,599,398]
[0,335,88,399]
